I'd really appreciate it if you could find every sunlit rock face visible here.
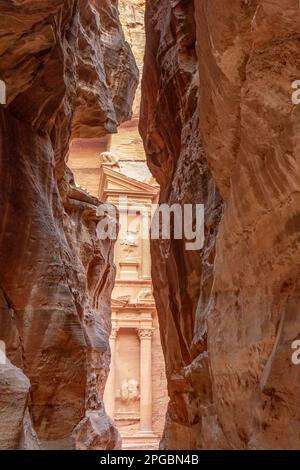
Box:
[119,0,146,118]
[0,0,138,450]
[141,0,300,450]
[69,1,148,199]
[195,0,300,450]
[111,0,151,185]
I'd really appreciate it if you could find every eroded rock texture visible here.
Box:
[141,0,300,450]
[140,0,223,450]
[0,0,138,450]
[0,359,40,450]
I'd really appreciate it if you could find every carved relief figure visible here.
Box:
[120,231,139,260]
[120,231,138,247]
[120,378,140,404]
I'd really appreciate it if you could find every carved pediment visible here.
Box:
[99,166,158,200]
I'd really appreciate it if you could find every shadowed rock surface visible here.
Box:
[140,0,223,449]
[140,0,300,450]
[0,0,138,450]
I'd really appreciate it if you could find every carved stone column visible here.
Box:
[141,213,151,279]
[104,328,118,419]
[138,328,153,433]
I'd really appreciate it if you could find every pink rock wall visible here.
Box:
[196,0,300,450]
[140,0,222,450]
[0,0,138,450]
[141,0,300,450]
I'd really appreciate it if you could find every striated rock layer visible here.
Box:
[140,0,223,450]
[0,0,138,450]
[141,0,300,449]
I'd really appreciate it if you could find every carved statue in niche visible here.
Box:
[120,230,139,260]
[120,231,138,247]
[137,288,153,303]
[120,378,140,404]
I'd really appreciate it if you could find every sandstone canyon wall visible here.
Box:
[140,0,300,450]
[0,0,138,450]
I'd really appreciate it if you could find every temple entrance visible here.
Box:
[68,118,168,449]
[98,131,168,449]
[68,114,168,449]
[68,1,168,449]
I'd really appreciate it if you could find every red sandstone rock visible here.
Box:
[140,0,223,450]
[0,359,39,450]
[0,0,137,450]
[141,0,300,450]
[195,0,300,450]
[72,410,122,450]
[3,0,299,452]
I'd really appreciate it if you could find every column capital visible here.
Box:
[110,328,119,340]
[137,328,153,339]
